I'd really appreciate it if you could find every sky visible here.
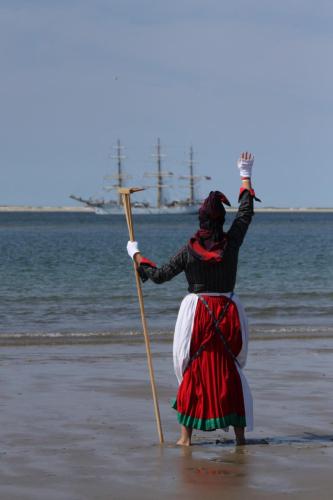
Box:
[1,0,332,207]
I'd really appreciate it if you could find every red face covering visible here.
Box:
[188,191,231,263]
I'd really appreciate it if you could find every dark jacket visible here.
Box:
[139,189,254,293]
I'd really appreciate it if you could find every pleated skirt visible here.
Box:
[172,293,253,431]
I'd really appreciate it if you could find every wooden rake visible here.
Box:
[119,187,164,444]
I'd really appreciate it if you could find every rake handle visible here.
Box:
[122,193,164,444]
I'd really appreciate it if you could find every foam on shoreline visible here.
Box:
[0,324,332,346]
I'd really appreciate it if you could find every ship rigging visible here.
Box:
[70,139,211,215]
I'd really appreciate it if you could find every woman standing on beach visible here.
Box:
[127,152,258,446]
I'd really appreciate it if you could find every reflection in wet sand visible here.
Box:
[175,444,249,499]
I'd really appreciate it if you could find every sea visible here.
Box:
[0,211,332,345]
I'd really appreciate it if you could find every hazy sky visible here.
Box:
[1,0,332,207]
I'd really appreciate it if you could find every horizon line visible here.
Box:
[0,205,332,213]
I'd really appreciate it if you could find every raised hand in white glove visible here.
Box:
[237,151,254,178]
[127,241,140,260]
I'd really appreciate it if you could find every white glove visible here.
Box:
[127,241,140,260]
[237,156,254,178]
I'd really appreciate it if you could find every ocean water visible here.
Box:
[0,211,332,343]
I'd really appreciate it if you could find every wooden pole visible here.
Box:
[120,188,164,444]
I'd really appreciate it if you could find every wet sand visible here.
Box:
[1,337,333,499]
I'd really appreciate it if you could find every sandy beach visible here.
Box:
[1,336,332,500]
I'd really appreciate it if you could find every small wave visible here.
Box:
[246,305,333,317]
[250,324,333,340]
[0,330,173,346]
[0,325,333,346]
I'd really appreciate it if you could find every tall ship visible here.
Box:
[70,139,211,215]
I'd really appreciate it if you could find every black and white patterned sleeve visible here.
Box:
[227,188,259,248]
[138,246,188,284]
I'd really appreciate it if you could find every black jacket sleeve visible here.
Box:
[227,189,255,248]
[138,246,187,284]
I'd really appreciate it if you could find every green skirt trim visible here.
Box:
[171,399,246,431]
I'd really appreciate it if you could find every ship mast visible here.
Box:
[189,145,195,205]
[144,139,173,208]
[156,138,162,208]
[116,139,123,205]
[104,139,129,205]
[179,146,211,205]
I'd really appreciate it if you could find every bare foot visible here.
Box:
[177,424,192,446]
[234,426,245,446]
[176,438,191,446]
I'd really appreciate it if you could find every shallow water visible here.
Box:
[1,337,333,499]
[0,211,332,342]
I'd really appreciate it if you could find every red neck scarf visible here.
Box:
[188,230,228,262]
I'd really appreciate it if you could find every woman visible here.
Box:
[127,152,258,446]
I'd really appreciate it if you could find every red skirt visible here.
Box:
[173,295,246,431]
